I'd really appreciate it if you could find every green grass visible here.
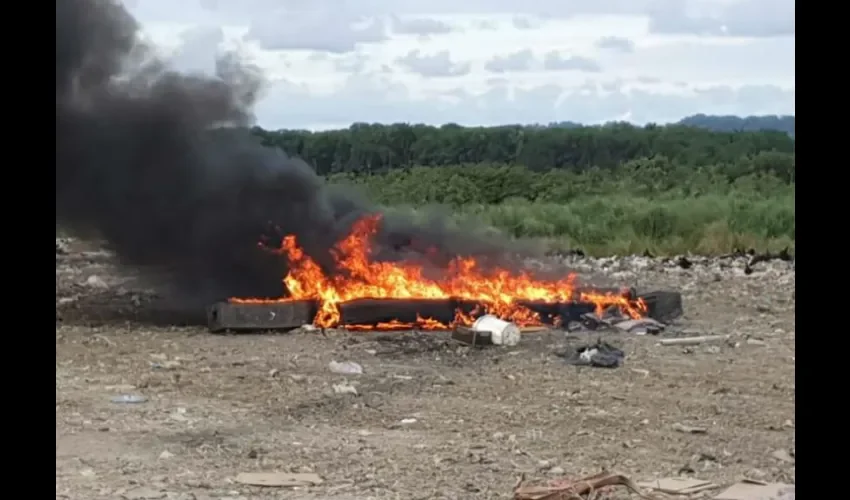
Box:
[377,191,794,257]
[327,163,795,256]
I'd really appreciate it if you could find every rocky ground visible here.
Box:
[56,238,795,500]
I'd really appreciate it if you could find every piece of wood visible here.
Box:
[207,300,318,333]
[659,334,730,346]
[338,298,456,326]
[638,290,684,322]
[234,472,324,487]
[451,325,493,346]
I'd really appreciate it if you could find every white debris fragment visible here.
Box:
[328,360,363,375]
[85,275,109,289]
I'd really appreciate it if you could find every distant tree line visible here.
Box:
[250,121,795,176]
[675,114,795,136]
[548,114,795,136]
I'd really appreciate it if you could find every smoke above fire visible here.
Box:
[56,0,535,305]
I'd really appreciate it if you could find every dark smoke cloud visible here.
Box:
[56,0,535,305]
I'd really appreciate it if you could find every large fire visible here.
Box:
[232,214,646,329]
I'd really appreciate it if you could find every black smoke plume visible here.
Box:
[56,0,535,306]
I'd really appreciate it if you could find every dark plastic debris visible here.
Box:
[559,341,625,368]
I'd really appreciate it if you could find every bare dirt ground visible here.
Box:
[56,240,795,500]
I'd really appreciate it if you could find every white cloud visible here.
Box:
[512,16,541,30]
[595,36,635,53]
[647,0,795,37]
[243,6,387,53]
[390,15,455,35]
[485,50,535,73]
[126,0,795,130]
[543,52,602,72]
[396,50,471,77]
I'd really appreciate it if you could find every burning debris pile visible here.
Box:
[208,214,674,335]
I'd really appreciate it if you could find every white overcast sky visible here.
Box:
[125,0,795,130]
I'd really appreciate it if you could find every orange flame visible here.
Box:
[232,214,646,329]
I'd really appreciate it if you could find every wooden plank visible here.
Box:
[659,334,729,346]
[207,300,318,333]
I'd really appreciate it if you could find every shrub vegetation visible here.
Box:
[252,122,795,256]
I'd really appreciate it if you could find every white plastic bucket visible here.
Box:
[472,314,521,346]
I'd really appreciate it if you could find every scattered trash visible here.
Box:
[614,318,665,335]
[714,480,794,500]
[746,338,767,346]
[300,324,319,332]
[111,394,147,404]
[332,382,358,395]
[579,312,616,330]
[672,422,708,434]
[514,470,658,500]
[399,418,417,425]
[567,294,673,335]
[472,314,521,346]
[234,472,324,488]
[638,477,718,495]
[158,450,174,460]
[560,341,625,368]
[660,335,731,346]
[328,360,363,375]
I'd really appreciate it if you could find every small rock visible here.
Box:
[547,466,565,475]
[85,275,109,289]
[332,382,358,395]
[672,422,707,434]
[771,449,795,463]
[56,239,70,255]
